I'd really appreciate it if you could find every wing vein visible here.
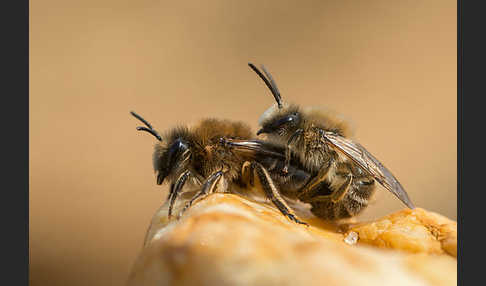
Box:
[323,132,414,209]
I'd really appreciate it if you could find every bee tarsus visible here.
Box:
[168,170,191,218]
[179,171,225,218]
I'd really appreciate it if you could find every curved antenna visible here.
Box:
[260,65,281,100]
[248,63,283,108]
[130,111,162,141]
[135,126,162,141]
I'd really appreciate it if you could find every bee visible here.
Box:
[240,63,415,220]
[130,111,310,225]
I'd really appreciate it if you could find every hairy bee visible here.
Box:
[241,63,415,220]
[130,111,309,225]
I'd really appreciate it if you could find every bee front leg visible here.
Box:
[168,170,192,218]
[167,183,175,201]
[282,129,304,174]
[178,171,225,218]
[252,162,308,226]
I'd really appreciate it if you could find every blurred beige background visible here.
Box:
[30,1,456,285]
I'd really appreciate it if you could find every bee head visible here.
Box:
[131,111,193,185]
[153,133,192,185]
[257,104,301,137]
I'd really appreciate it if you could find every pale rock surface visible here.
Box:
[127,190,457,286]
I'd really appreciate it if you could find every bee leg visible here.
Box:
[331,175,353,202]
[282,129,304,174]
[168,170,192,218]
[241,161,255,187]
[297,163,331,201]
[167,183,175,201]
[178,171,225,218]
[252,162,308,226]
[309,175,353,203]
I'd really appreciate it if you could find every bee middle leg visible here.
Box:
[283,128,304,174]
[178,170,225,217]
[309,175,353,203]
[251,162,308,226]
[241,161,255,187]
[297,163,331,201]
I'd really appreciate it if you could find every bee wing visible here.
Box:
[323,132,415,209]
[221,138,286,159]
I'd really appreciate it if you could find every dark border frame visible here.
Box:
[457,0,462,283]
[459,0,483,283]
[4,0,29,284]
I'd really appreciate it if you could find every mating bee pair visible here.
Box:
[131,63,414,225]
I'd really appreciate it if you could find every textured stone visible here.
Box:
[127,191,457,286]
[346,208,457,257]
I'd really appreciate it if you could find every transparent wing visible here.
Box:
[323,132,415,209]
[220,138,286,159]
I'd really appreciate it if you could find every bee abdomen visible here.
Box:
[309,178,375,220]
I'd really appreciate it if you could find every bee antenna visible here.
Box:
[260,65,281,102]
[130,111,163,141]
[248,63,283,109]
[135,126,162,141]
[130,111,154,129]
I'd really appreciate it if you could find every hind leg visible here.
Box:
[251,162,308,226]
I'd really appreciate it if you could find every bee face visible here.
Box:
[153,138,192,185]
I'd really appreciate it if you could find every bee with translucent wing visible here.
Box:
[246,63,414,220]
